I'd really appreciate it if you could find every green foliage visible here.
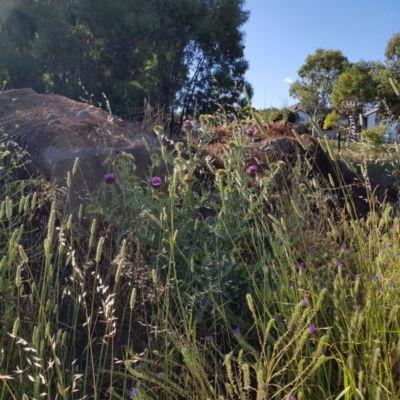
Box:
[370,60,400,119]
[241,105,257,118]
[323,110,340,129]
[361,123,386,149]
[269,109,296,123]
[4,97,400,398]
[258,106,279,122]
[331,61,378,115]
[385,30,400,76]
[0,0,251,120]
[315,113,326,127]
[304,121,312,129]
[289,48,349,116]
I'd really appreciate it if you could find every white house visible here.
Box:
[287,103,312,124]
[289,103,399,143]
[362,106,398,143]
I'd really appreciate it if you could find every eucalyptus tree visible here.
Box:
[331,61,378,120]
[0,0,251,123]
[385,31,400,76]
[289,48,349,135]
[369,61,400,120]
[374,32,400,119]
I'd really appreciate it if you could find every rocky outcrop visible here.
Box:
[0,89,161,214]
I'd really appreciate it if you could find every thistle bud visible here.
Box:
[183,120,194,132]
[247,165,257,176]
[151,176,162,188]
[247,128,255,136]
[183,173,195,183]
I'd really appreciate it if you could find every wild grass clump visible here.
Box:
[1,114,400,400]
[330,138,400,185]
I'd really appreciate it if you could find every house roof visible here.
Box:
[288,103,303,112]
[363,106,379,117]
[288,103,311,114]
[288,103,331,115]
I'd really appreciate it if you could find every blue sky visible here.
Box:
[243,0,400,110]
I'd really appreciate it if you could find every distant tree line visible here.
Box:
[286,33,400,131]
[257,34,400,132]
[0,0,252,127]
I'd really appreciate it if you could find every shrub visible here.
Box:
[323,110,340,130]
[361,123,386,149]
[269,109,296,123]
[241,105,257,118]
[315,113,327,127]
[259,107,279,122]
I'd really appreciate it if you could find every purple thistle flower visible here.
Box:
[309,325,316,334]
[130,386,141,398]
[300,262,306,269]
[247,128,255,136]
[104,173,115,184]
[291,282,295,288]
[151,176,162,187]
[355,274,360,280]
[233,325,240,335]
[264,264,269,269]
[184,120,193,127]
[247,165,257,176]
[372,275,378,281]
[279,241,284,246]
[301,299,307,306]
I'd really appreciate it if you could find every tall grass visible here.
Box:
[1,116,400,400]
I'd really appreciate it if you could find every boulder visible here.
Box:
[0,89,161,213]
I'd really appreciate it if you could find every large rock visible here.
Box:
[0,89,161,213]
